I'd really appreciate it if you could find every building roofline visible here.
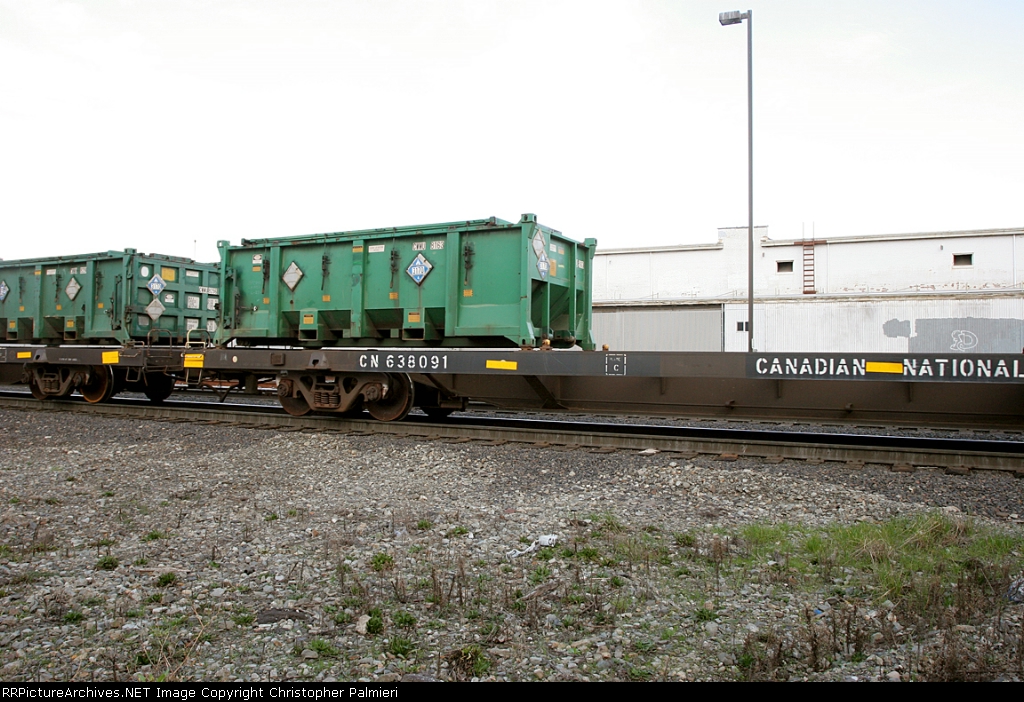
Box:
[593,288,1024,308]
[760,226,1024,247]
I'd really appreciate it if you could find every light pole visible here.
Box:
[719,9,753,353]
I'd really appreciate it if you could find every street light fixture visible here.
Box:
[719,9,754,353]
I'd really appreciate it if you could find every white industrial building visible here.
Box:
[592,226,1024,353]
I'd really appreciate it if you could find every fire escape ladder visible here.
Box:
[802,243,816,294]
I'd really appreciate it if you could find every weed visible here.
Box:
[577,546,601,562]
[125,608,144,618]
[232,613,254,626]
[101,491,115,497]
[393,610,417,628]
[366,612,384,635]
[388,636,415,657]
[156,572,177,587]
[674,532,696,548]
[264,513,278,522]
[44,498,61,505]
[695,607,717,622]
[95,556,119,571]
[536,547,555,561]
[446,645,491,680]
[610,576,625,588]
[309,638,339,657]
[416,519,433,531]
[63,610,84,624]
[147,593,163,604]
[370,552,394,572]
[133,557,149,566]
[529,566,551,584]
[286,509,298,517]
[143,531,166,542]
[8,497,20,505]
[81,596,105,607]
[449,525,469,537]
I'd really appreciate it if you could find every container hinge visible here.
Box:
[463,242,474,287]
[109,274,122,330]
[261,255,270,294]
[321,253,331,290]
[389,249,400,289]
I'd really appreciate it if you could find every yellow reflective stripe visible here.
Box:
[486,360,517,371]
[101,351,120,364]
[16,351,32,359]
[866,361,904,374]
[183,353,204,369]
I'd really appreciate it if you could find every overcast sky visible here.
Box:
[2,0,1021,262]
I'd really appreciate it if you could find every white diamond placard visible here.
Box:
[147,274,167,296]
[537,252,550,280]
[0,280,8,303]
[282,262,304,291]
[65,277,82,301]
[406,253,433,285]
[145,298,166,320]
[532,230,545,257]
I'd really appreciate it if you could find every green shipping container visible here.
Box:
[216,214,596,349]
[0,250,221,344]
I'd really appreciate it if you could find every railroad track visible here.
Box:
[2,390,1023,474]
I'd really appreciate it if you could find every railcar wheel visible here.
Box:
[277,378,311,416]
[80,366,115,404]
[366,373,414,422]
[143,373,175,403]
[29,378,47,400]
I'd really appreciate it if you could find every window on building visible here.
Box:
[777,260,794,273]
[953,253,973,267]
[736,321,749,332]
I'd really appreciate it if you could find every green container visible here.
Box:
[216,214,596,349]
[0,250,221,344]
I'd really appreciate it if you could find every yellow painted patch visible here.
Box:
[8,321,16,329]
[866,361,904,374]
[408,312,421,323]
[34,270,41,276]
[322,295,331,302]
[486,360,518,371]
[16,351,31,359]
[389,292,398,300]
[19,306,24,311]
[549,260,557,276]
[97,302,104,309]
[161,267,176,282]
[66,319,75,328]
[302,314,315,325]
[56,304,62,310]
[263,297,270,304]
[101,350,120,365]
[183,353,204,369]
[252,266,261,272]
[352,246,364,253]
[463,289,473,297]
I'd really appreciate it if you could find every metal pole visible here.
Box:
[746,10,753,353]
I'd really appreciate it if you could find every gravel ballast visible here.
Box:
[1,407,1022,682]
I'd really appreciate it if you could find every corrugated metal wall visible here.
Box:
[593,305,723,351]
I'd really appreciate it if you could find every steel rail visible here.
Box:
[1,393,1022,474]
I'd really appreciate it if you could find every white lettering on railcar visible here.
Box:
[754,355,1024,381]
[358,353,448,371]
